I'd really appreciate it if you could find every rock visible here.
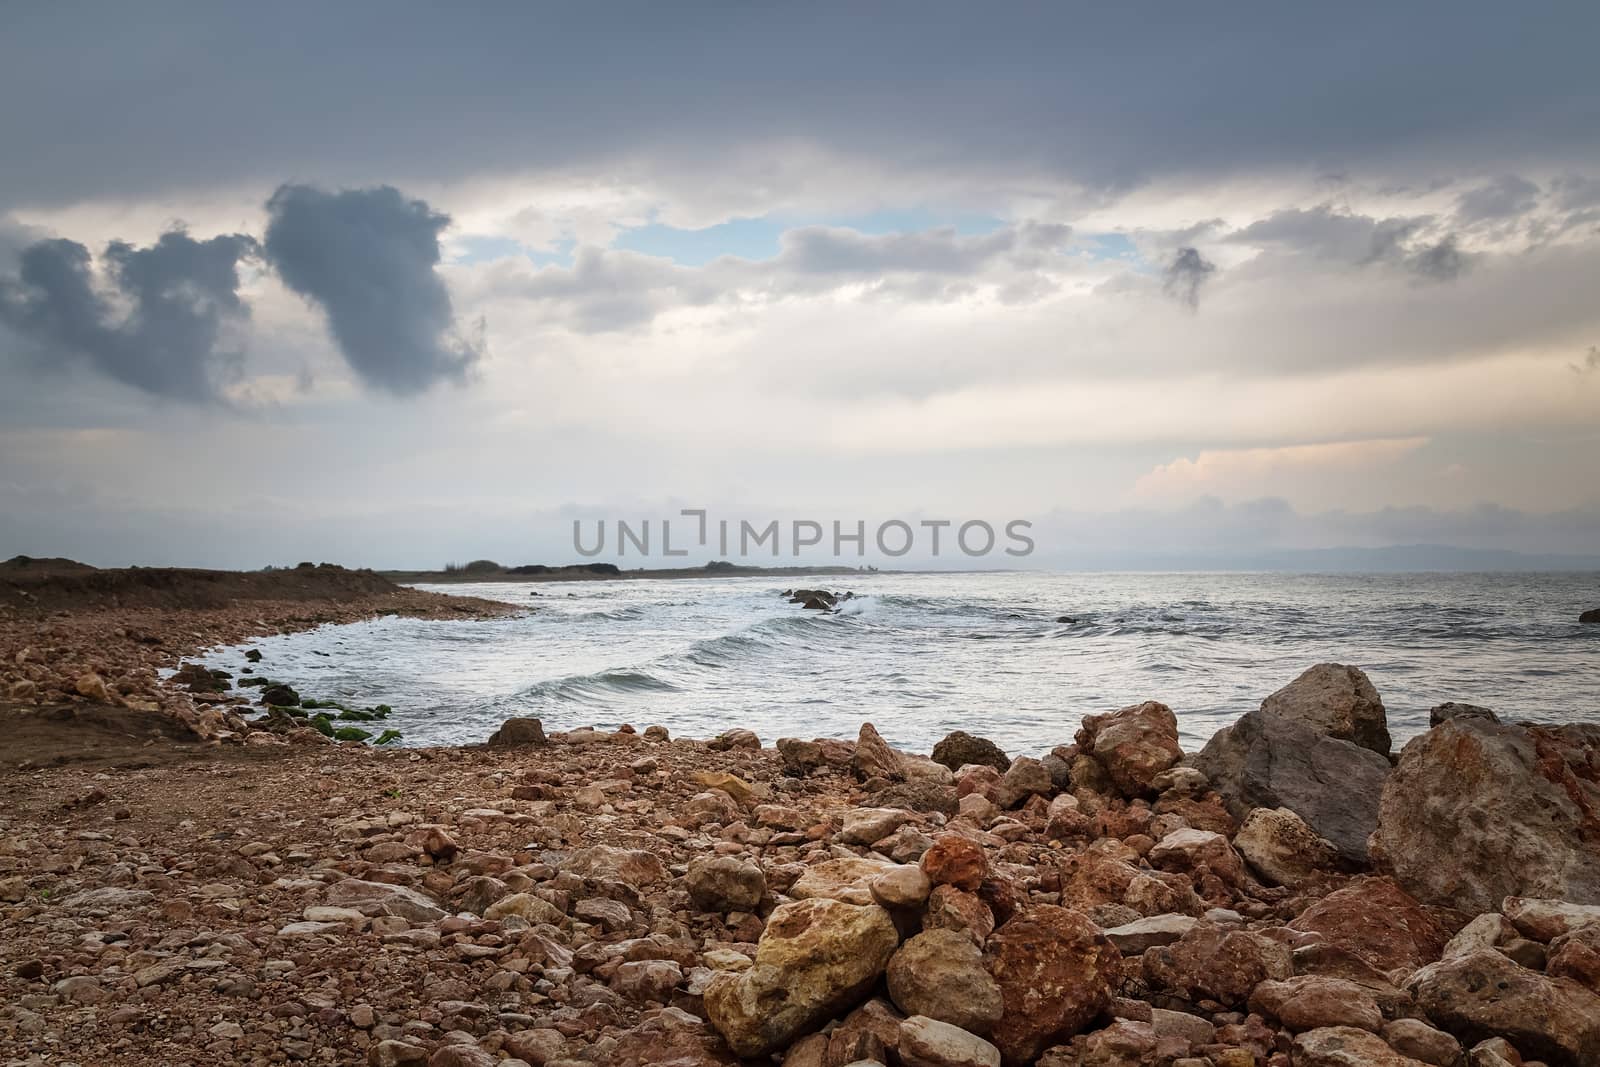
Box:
[1288,877,1448,973]
[777,737,827,775]
[1234,806,1340,886]
[1406,948,1600,1065]
[854,722,907,781]
[1142,922,1293,1009]
[612,959,683,1002]
[1147,828,1249,889]
[560,845,667,886]
[7,678,36,701]
[704,897,900,1057]
[325,878,445,922]
[487,717,547,745]
[926,884,996,944]
[709,728,761,751]
[983,905,1122,1066]
[920,835,988,891]
[428,1048,496,1067]
[574,896,631,930]
[876,779,960,816]
[1076,701,1184,798]
[1260,663,1391,756]
[841,807,913,846]
[260,682,300,707]
[1467,1038,1523,1067]
[1429,702,1499,728]
[1103,914,1198,955]
[74,671,111,702]
[899,1016,1002,1067]
[1251,975,1383,1033]
[994,757,1053,809]
[887,929,1005,1036]
[791,856,896,905]
[870,865,932,909]
[1548,924,1600,992]
[370,1040,429,1066]
[1290,1027,1429,1066]
[1381,1019,1463,1067]
[1502,896,1600,942]
[686,856,766,913]
[1189,709,1391,863]
[1580,608,1600,624]
[1370,718,1600,912]
[693,770,758,806]
[932,731,1012,773]
[484,892,565,925]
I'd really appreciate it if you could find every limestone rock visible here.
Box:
[1288,877,1447,973]
[920,834,989,891]
[899,1015,1002,1067]
[1102,913,1198,955]
[324,879,445,922]
[983,905,1122,1066]
[1076,700,1184,798]
[1380,1019,1463,1067]
[1370,718,1600,912]
[1250,975,1383,1033]
[487,717,546,745]
[841,807,913,846]
[1406,948,1600,1066]
[1260,663,1391,756]
[854,722,907,781]
[704,897,900,1057]
[1142,921,1293,1009]
[887,929,1004,1036]
[1234,806,1340,886]
[686,856,766,913]
[1189,709,1391,863]
[1429,702,1499,728]
[791,856,896,905]
[1502,896,1600,942]
[1290,1027,1429,1066]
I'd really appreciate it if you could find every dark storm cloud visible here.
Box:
[1162,248,1216,309]
[0,230,257,402]
[1,5,1598,213]
[1455,174,1540,223]
[264,184,483,394]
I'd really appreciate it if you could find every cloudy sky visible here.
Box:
[2,3,1598,569]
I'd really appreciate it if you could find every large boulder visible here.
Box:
[1290,1027,1429,1066]
[887,929,1005,1036]
[1189,710,1391,863]
[854,722,908,781]
[1406,948,1600,1065]
[1369,718,1600,912]
[1141,921,1293,1009]
[487,717,547,745]
[932,730,1011,773]
[1287,877,1448,973]
[1579,608,1600,624]
[685,857,766,913]
[704,897,900,1057]
[1260,663,1391,756]
[1076,700,1183,798]
[983,906,1121,1066]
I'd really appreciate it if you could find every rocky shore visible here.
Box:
[3,583,1600,1066]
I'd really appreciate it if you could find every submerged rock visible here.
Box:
[1370,717,1600,912]
[1259,662,1391,756]
[1580,607,1600,624]
[1189,709,1391,863]
[704,897,899,1057]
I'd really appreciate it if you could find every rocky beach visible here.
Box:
[3,567,1600,1067]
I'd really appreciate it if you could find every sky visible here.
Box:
[2,3,1599,569]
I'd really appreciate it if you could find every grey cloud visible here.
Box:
[1409,236,1467,281]
[1162,247,1216,309]
[0,229,257,402]
[264,184,483,395]
[1455,174,1539,223]
[488,221,1075,333]
[1572,345,1600,375]
[1230,205,1469,282]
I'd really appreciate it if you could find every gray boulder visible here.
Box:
[1189,710,1390,863]
[1428,701,1498,728]
[930,730,1011,773]
[1260,662,1391,756]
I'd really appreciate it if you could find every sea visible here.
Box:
[197,571,1600,755]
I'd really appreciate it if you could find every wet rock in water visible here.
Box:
[686,856,766,913]
[704,897,899,1057]
[1370,718,1600,912]
[1290,1027,1429,1066]
[260,682,300,707]
[983,905,1122,1066]
[1580,607,1600,624]
[1288,876,1448,973]
[854,722,907,781]
[487,716,547,746]
[1075,700,1183,799]
[1233,806,1340,886]
[1406,948,1600,1065]
[1189,709,1390,863]
[1259,662,1391,756]
[887,929,1005,1036]
[244,648,262,661]
[1428,701,1499,728]
[931,730,1012,773]
[1141,921,1293,1010]
[899,1015,1002,1067]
